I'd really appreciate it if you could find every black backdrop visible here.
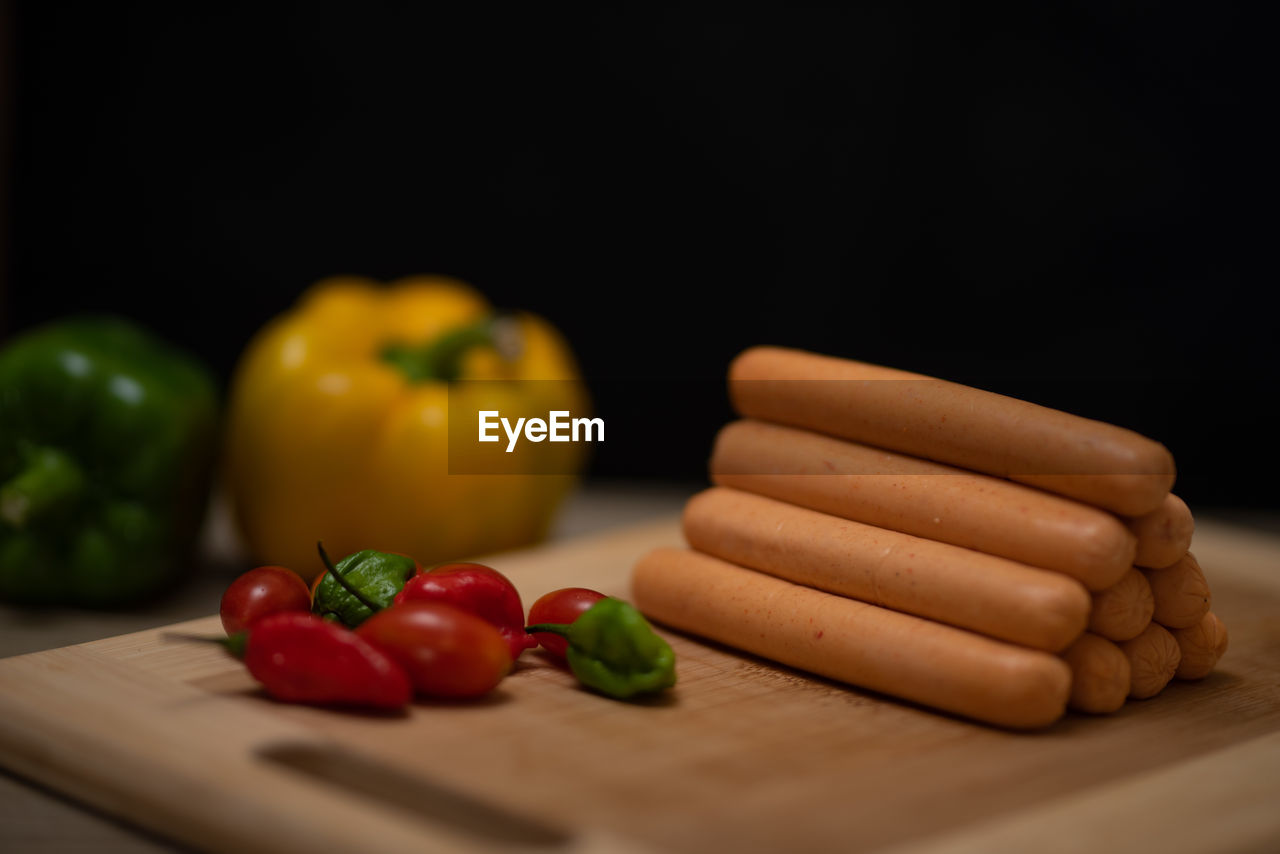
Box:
[3,5,1271,508]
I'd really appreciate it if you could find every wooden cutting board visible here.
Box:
[1,516,1278,854]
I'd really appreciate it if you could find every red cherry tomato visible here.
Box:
[355,602,513,699]
[394,563,537,660]
[221,566,312,635]
[527,587,606,661]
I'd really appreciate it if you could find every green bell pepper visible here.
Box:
[527,597,677,699]
[0,315,218,606]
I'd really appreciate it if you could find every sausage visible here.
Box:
[1144,553,1212,629]
[1128,493,1195,569]
[710,419,1135,590]
[727,346,1176,516]
[1119,622,1181,699]
[1061,633,1130,714]
[631,547,1072,729]
[1172,612,1229,680]
[1087,568,1154,642]
[682,487,1090,652]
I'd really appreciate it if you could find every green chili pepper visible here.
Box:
[526,597,676,699]
[0,315,217,606]
[312,545,417,628]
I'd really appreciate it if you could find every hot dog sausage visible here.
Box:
[1128,493,1195,569]
[1119,622,1181,699]
[727,347,1176,516]
[631,547,1072,729]
[1087,568,1154,642]
[682,487,1090,652]
[1172,612,1229,680]
[710,419,1135,590]
[1061,633,1130,714]
[1144,553,1212,629]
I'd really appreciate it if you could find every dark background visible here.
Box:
[1,5,1271,509]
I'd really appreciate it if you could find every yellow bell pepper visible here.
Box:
[224,275,588,576]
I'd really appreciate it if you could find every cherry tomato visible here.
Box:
[527,587,606,660]
[355,602,513,699]
[220,566,312,635]
[394,563,537,660]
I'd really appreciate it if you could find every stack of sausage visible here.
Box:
[631,347,1228,729]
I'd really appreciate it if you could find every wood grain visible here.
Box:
[1,516,1278,854]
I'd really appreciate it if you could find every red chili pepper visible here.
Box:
[230,612,412,709]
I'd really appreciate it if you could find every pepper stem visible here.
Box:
[316,541,385,613]
[379,315,521,383]
[0,446,86,529]
[524,623,572,638]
